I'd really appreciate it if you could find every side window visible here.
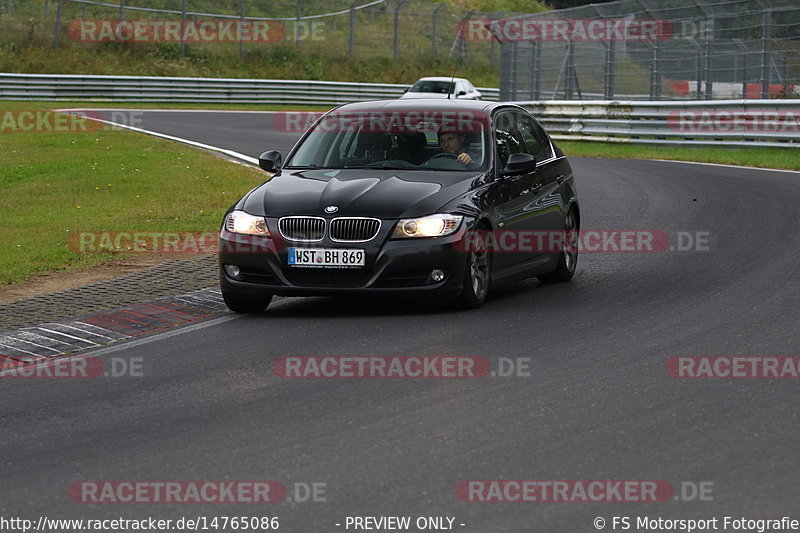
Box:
[494,112,524,169]
[515,112,551,161]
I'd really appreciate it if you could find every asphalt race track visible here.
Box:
[2,110,799,531]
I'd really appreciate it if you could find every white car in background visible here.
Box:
[400,77,482,100]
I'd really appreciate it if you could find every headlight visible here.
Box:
[224,210,270,236]
[391,214,463,238]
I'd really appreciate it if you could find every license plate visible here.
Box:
[288,248,365,268]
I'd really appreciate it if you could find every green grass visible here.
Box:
[0,103,270,285]
[557,141,800,171]
[0,40,502,87]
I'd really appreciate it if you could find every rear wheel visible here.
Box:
[538,208,578,283]
[222,291,273,313]
[455,228,491,309]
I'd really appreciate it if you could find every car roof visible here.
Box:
[412,77,470,83]
[329,99,509,115]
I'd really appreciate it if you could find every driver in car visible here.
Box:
[437,132,476,166]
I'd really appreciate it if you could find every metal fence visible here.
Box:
[0,0,527,64]
[497,0,800,101]
[1,0,797,102]
[0,72,499,103]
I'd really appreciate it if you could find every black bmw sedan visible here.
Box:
[219,99,578,312]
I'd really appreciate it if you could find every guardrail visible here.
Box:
[2,73,795,147]
[0,73,500,105]
[520,100,800,148]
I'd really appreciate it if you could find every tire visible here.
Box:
[455,227,491,309]
[538,208,578,284]
[222,291,273,313]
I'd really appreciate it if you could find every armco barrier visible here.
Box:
[521,100,800,148]
[0,73,499,105]
[2,73,796,147]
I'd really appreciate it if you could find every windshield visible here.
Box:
[409,81,454,94]
[286,110,488,172]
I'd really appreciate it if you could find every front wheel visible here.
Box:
[455,229,491,309]
[222,291,273,313]
[538,208,578,283]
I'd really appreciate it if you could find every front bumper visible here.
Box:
[218,222,471,298]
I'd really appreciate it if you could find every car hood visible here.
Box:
[241,169,480,219]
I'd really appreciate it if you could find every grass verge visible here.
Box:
[557,141,800,171]
[0,104,271,286]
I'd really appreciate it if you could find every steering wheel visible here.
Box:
[429,153,459,160]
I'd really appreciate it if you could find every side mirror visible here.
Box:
[259,150,282,172]
[457,90,467,97]
[499,153,537,177]
[402,87,409,93]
